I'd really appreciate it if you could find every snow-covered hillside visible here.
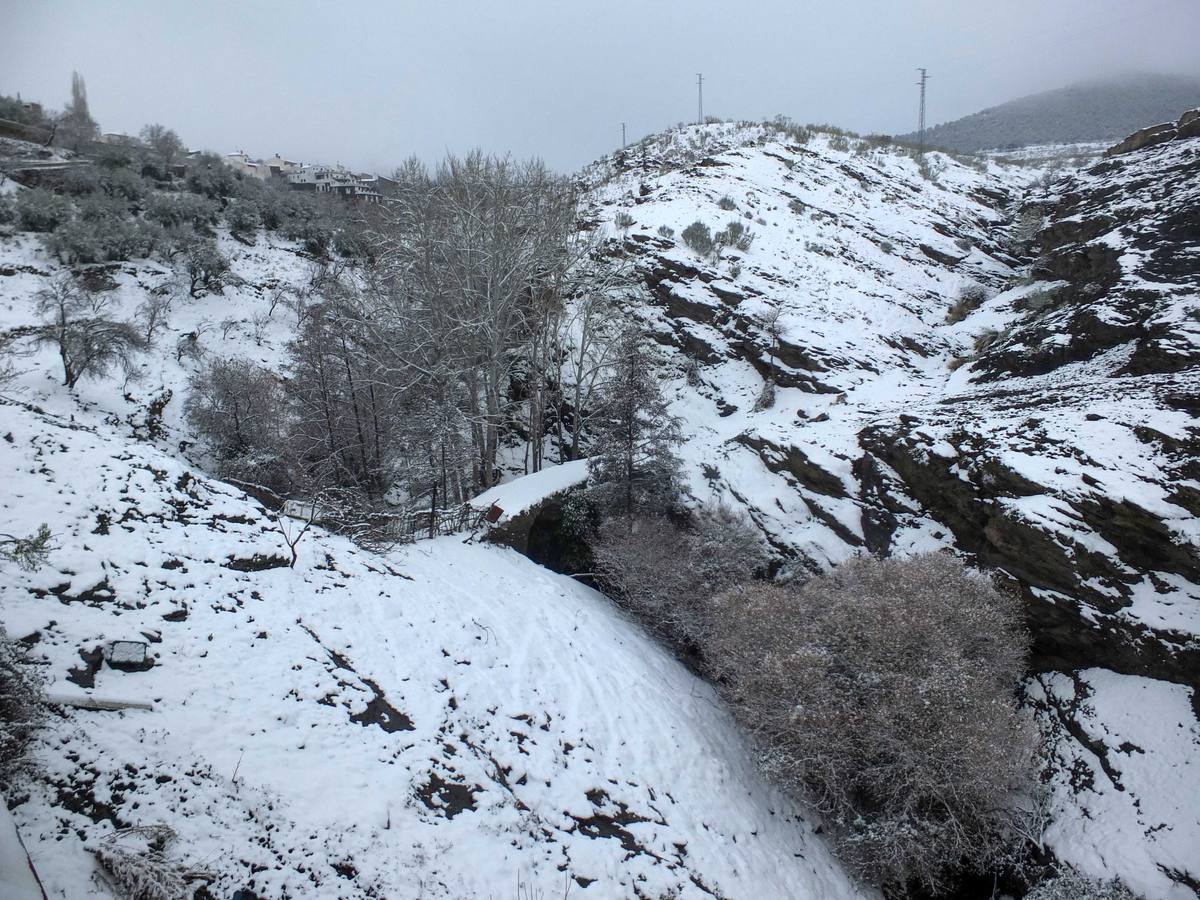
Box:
[0,400,863,898]
[0,171,869,895]
[587,121,1199,896]
[1,116,1197,898]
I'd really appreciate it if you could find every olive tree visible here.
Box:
[34,274,144,388]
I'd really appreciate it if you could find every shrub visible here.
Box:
[1025,869,1138,900]
[656,225,674,240]
[878,239,894,254]
[76,190,130,222]
[0,624,46,787]
[716,220,755,253]
[593,504,766,653]
[945,283,989,323]
[718,195,737,211]
[61,166,101,195]
[101,167,148,201]
[788,198,807,215]
[681,220,715,257]
[144,192,219,233]
[225,198,261,240]
[707,553,1038,892]
[185,151,242,200]
[333,226,370,259]
[614,211,635,230]
[728,262,742,280]
[973,326,1007,354]
[45,215,164,264]
[829,135,850,152]
[16,187,71,232]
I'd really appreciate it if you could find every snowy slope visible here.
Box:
[0,399,863,899]
[0,172,870,896]
[583,121,1200,895]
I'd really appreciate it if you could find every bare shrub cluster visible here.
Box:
[945,283,990,323]
[592,504,766,653]
[0,624,47,790]
[707,553,1039,892]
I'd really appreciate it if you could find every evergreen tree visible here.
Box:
[56,70,99,151]
[586,327,683,518]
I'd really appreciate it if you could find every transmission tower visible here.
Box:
[916,67,929,156]
[621,122,626,148]
[697,73,704,125]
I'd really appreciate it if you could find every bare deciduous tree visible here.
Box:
[139,123,184,168]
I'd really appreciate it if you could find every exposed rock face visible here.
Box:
[586,119,1199,691]
[858,376,1199,688]
[974,121,1200,382]
[1105,106,1200,155]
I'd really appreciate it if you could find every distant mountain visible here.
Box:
[899,72,1200,152]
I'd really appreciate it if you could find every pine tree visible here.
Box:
[586,326,683,518]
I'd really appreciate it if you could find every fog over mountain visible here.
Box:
[1,0,1199,171]
[901,72,1200,151]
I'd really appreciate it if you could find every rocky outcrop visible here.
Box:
[975,114,1200,381]
[857,375,1200,688]
[1105,106,1200,155]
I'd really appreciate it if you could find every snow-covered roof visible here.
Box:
[469,458,589,524]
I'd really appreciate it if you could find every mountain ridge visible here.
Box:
[898,72,1200,152]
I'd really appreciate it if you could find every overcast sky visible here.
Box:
[3,0,1198,174]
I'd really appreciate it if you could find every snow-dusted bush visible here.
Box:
[225,198,261,240]
[707,553,1038,892]
[144,192,219,233]
[15,186,71,232]
[45,214,164,264]
[593,503,766,653]
[185,151,243,200]
[61,165,101,195]
[614,211,634,230]
[716,220,755,252]
[1025,869,1138,900]
[680,220,715,257]
[945,283,989,324]
[0,623,46,789]
[101,166,148,201]
[718,195,737,210]
[92,824,211,900]
[656,224,674,239]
